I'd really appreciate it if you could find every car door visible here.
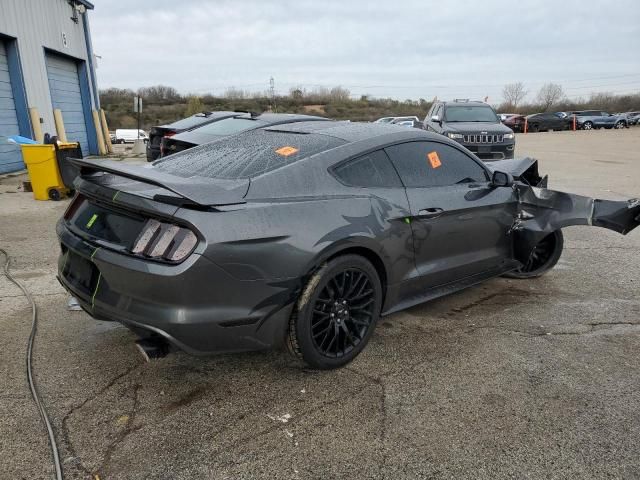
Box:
[385,140,518,288]
[330,148,418,290]
[599,112,615,127]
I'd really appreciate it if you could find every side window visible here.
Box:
[384,141,488,188]
[333,150,402,188]
[435,105,443,118]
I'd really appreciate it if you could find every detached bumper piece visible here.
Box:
[512,186,640,263]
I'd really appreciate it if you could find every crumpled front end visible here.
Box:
[511,184,640,263]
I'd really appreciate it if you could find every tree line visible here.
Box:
[499,82,640,114]
[100,84,640,130]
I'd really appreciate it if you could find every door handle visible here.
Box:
[418,207,444,219]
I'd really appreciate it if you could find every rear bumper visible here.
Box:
[56,220,296,355]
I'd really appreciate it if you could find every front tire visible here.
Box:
[614,121,625,129]
[504,230,564,279]
[287,255,382,369]
[583,121,593,130]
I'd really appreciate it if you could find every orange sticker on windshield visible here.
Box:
[275,146,299,157]
[427,151,442,168]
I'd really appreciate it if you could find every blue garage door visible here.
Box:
[45,53,89,155]
[0,40,24,174]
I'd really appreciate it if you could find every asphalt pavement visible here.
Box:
[1,129,639,479]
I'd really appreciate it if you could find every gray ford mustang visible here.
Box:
[57,121,640,369]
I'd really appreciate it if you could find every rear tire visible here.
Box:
[583,121,593,130]
[504,230,564,279]
[287,255,382,369]
[614,121,625,129]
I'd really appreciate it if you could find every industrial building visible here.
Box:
[0,0,100,173]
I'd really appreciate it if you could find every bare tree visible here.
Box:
[536,83,564,111]
[502,82,527,109]
[329,86,351,102]
[184,95,204,116]
[137,85,180,103]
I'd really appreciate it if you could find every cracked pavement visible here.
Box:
[1,130,639,479]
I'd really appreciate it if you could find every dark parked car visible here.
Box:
[501,114,526,133]
[58,122,640,369]
[424,100,515,160]
[525,112,572,132]
[568,111,628,130]
[146,111,237,161]
[160,112,328,157]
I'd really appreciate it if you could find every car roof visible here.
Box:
[250,112,327,122]
[441,100,490,107]
[162,111,236,128]
[263,120,442,144]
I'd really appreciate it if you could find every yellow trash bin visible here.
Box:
[21,144,69,201]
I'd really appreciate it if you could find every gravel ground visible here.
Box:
[1,128,639,480]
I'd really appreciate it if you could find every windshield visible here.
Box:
[444,106,499,122]
[188,117,267,136]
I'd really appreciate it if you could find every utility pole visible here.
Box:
[133,95,142,139]
[269,77,277,113]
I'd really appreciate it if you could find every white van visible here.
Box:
[114,129,148,144]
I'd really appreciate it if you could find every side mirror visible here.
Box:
[431,115,441,123]
[491,170,514,187]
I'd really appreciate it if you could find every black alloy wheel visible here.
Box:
[504,230,564,279]
[288,255,382,369]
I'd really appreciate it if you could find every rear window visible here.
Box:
[188,117,267,136]
[153,129,346,179]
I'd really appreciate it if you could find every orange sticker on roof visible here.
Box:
[427,151,442,169]
[275,146,299,157]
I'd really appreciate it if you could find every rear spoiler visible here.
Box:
[68,157,249,206]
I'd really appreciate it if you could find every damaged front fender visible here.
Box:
[512,185,640,263]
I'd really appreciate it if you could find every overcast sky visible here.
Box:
[90,0,640,102]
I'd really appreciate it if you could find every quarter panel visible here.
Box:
[176,191,416,288]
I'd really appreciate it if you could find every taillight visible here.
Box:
[131,219,198,262]
[163,131,176,138]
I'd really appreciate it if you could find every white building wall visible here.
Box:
[0,0,96,136]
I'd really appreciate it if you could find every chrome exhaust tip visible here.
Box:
[135,337,170,362]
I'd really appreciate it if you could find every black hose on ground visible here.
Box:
[0,248,63,480]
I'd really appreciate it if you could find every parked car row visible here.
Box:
[499,110,632,132]
[138,102,635,165]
